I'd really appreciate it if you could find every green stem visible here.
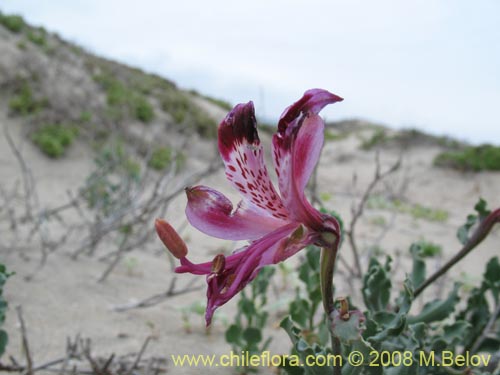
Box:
[320,241,341,375]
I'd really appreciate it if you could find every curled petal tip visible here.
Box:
[155,219,188,259]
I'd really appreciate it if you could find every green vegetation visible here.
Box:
[0,264,12,358]
[79,110,92,123]
[161,91,217,137]
[367,195,449,222]
[434,144,500,172]
[226,267,275,373]
[32,124,78,158]
[16,40,27,50]
[148,146,186,171]
[361,127,465,150]
[9,81,47,116]
[360,128,388,150]
[161,91,191,123]
[94,73,155,123]
[82,140,141,217]
[203,96,232,111]
[412,240,443,257]
[369,215,387,227]
[26,27,47,47]
[324,129,348,142]
[134,96,155,123]
[0,14,24,33]
[189,89,233,111]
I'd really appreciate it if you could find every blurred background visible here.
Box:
[2,0,499,143]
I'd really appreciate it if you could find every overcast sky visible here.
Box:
[2,1,499,144]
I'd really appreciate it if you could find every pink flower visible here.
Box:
[156,89,343,325]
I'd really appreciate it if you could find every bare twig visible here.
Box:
[3,125,39,220]
[345,152,401,277]
[16,306,33,375]
[125,336,151,375]
[112,278,203,312]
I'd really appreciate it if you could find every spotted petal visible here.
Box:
[185,186,286,241]
[273,89,343,229]
[218,102,289,222]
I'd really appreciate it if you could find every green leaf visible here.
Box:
[363,257,392,312]
[442,321,471,346]
[484,257,500,303]
[367,279,413,343]
[243,327,262,345]
[279,317,334,375]
[239,298,256,318]
[474,198,491,218]
[290,298,310,328]
[457,218,475,245]
[408,283,460,324]
[409,243,426,289]
[225,324,242,344]
[0,330,7,357]
[456,198,491,245]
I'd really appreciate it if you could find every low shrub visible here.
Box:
[26,28,47,47]
[9,82,46,116]
[31,124,78,158]
[148,146,186,171]
[0,14,24,33]
[360,128,388,150]
[148,147,172,170]
[94,73,155,123]
[161,92,217,138]
[133,96,154,123]
[82,140,141,217]
[367,195,449,222]
[434,144,500,172]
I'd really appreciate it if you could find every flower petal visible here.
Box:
[272,89,342,228]
[181,222,315,325]
[218,102,289,222]
[185,185,286,241]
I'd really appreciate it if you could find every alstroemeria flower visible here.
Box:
[156,89,343,325]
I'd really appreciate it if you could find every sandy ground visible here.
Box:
[1,113,499,374]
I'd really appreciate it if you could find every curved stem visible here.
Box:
[414,208,500,298]
[320,240,341,375]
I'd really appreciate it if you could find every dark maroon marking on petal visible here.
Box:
[228,165,236,172]
[218,102,259,160]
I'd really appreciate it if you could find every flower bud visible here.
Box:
[155,219,188,259]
